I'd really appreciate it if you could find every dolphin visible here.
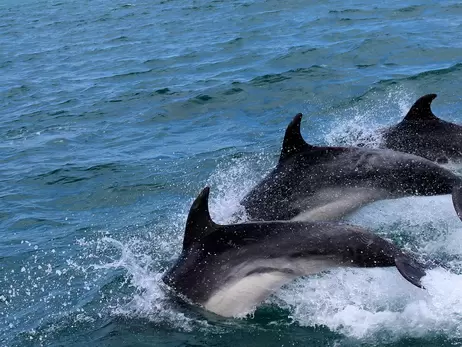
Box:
[381,94,462,163]
[162,187,426,318]
[241,113,462,222]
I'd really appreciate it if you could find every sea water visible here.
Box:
[2,0,462,346]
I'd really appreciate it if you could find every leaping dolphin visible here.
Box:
[163,187,426,318]
[382,94,462,163]
[241,113,462,222]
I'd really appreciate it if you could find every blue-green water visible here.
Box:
[2,0,462,346]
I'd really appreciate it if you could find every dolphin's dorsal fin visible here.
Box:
[403,94,439,122]
[279,113,313,162]
[183,187,218,251]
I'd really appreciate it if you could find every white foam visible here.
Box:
[274,267,462,341]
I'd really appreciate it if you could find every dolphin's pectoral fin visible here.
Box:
[451,185,462,222]
[290,187,389,222]
[394,254,426,289]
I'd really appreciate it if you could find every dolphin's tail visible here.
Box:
[452,185,462,222]
[394,254,426,289]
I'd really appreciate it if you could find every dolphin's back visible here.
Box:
[382,94,462,162]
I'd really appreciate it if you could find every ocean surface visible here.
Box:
[2,0,462,346]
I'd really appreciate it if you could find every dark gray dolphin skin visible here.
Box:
[241,113,462,222]
[382,94,462,163]
[162,187,426,317]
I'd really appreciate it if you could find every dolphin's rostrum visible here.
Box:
[163,187,426,317]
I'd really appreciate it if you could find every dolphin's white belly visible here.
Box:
[203,271,293,317]
[291,187,391,222]
[203,258,339,317]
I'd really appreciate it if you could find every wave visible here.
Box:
[33,163,122,186]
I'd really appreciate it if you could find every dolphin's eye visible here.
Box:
[436,156,448,164]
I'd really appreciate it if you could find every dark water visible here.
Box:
[2,0,462,346]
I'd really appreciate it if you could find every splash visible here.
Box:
[83,228,210,331]
[324,87,414,147]
[98,236,204,330]
[206,153,275,223]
